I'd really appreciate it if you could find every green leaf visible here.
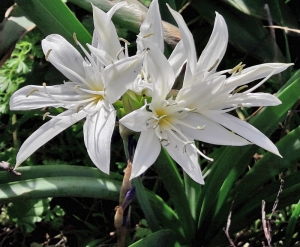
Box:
[14,0,92,49]
[129,229,177,247]
[284,200,300,247]
[195,74,300,242]
[191,0,285,62]
[7,198,51,233]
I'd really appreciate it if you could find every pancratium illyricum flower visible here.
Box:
[120,7,292,184]
[9,3,143,173]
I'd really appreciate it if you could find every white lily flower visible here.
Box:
[129,0,186,96]
[10,5,143,173]
[120,41,252,184]
[167,6,293,157]
[120,8,292,184]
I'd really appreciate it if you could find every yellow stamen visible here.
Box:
[197,125,206,130]
[74,85,81,92]
[238,103,244,110]
[43,112,51,120]
[26,89,39,97]
[232,85,248,95]
[208,59,219,72]
[73,33,78,45]
[45,49,52,62]
[229,62,243,74]
[76,105,84,113]
[238,64,246,75]
[143,33,154,38]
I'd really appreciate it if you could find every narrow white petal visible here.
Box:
[141,39,175,101]
[137,0,164,52]
[41,34,85,82]
[15,110,86,168]
[168,40,187,77]
[83,104,116,174]
[223,63,293,94]
[92,4,123,59]
[103,54,143,103]
[167,4,197,75]
[180,113,250,146]
[196,12,228,74]
[87,44,112,66]
[119,105,153,132]
[165,132,204,184]
[209,93,281,110]
[130,130,161,179]
[204,112,281,156]
[9,85,85,110]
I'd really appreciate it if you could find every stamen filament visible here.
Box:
[42,83,98,105]
[43,112,51,120]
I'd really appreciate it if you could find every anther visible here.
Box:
[74,85,81,92]
[229,62,243,74]
[197,125,206,130]
[208,59,219,72]
[238,64,246,75]
[119,38,130,45]
[238,103,244,110]
[45,49,52,62]
[26,89,39,97]
[43,112,51,120]
[160,138,169,147]
[232,85,248,95]
[76,105,84,113]
[143,33,154,38]
[116,47,125,60]
[73,33,79,45]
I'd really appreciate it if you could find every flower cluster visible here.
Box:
[10,0,292,184]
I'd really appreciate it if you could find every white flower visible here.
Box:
[120,9,292,184]
[128,0,186,96]
[167,6,293,157]
[10,4,143,173]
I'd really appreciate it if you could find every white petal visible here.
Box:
[9,85,83,110]
[141,39,175,101]
[222,63,293,94]
[15,110,86,168]
[103,54,143,103]
[130,130,161,179]
[209,93,281,110]
[83,103,116,174]
[87,44,112,66]
[92,4,123,59]
[41,34,85,82]
[196,13,228,74]
[203,112,281,156]
[168,40,187,77]
[137,0,164,53]
[165,132,204,184]
[180,113,250,146]
[167,4,197,75]
[119,104,153,132]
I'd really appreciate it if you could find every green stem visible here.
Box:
[155,148,195,244]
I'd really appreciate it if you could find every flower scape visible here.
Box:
[10,0,292,184]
